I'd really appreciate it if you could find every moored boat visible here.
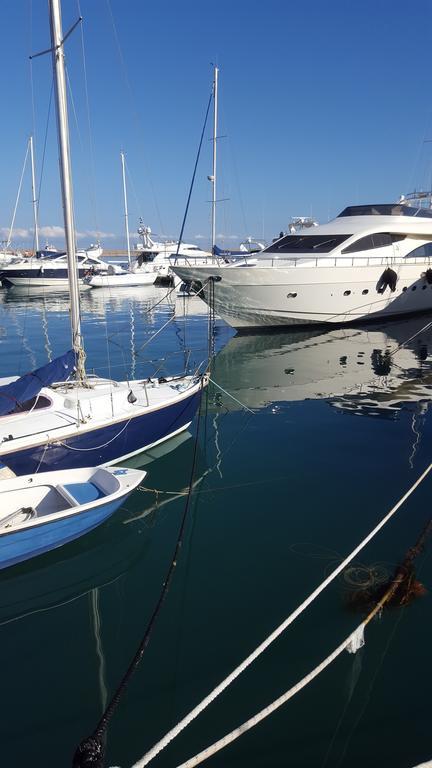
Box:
[0,465,144,569]
[172,202,432,329]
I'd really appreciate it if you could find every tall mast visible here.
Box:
[120,151,131,268]
[29,135,40,253]
[211,65,218,256]
[49,0,83,373]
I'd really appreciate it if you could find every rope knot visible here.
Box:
[72,735,104,768]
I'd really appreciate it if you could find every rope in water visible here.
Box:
[73,379,206,768]
[173,515,432,767]
[131,459,432,767]
[174,568,407,768]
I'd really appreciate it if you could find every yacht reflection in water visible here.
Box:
[212,315,432,418]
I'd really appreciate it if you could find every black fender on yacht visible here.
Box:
[376,267,398,294]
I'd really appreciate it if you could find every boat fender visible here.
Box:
[127,390,137,404]
[376,267,397,294]
[425,268,432,284]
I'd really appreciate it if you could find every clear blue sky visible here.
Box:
[1,0,432,249]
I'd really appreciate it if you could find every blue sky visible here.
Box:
[1,0,432,249]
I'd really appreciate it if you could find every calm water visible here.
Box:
[0,285,431,768]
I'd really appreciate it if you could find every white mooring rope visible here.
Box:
[127,460,432,768]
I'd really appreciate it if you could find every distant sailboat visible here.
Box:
[0,0,207,476]
[88,152,157,288]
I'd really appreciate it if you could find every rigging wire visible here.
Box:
[77,0,101,241]
[173,90,213,261]
[104,0,165,235]
[6,142,30,249]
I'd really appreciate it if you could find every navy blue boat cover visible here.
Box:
[0,349,76,416]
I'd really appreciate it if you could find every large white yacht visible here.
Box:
[171,202,432,328]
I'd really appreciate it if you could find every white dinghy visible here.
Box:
[0,465,145,569]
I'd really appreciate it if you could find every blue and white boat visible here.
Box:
[0,351,206,475]
[0,465,145,569]
[0,247,114,290]
[0,0,207,476]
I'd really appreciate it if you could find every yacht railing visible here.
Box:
[255,255,432,269]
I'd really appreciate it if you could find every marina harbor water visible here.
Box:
[2,2,432,766]
[0,285,431,767]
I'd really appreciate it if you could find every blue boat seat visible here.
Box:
[62,482,104,505]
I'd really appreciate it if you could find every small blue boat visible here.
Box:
[0,465,145,569]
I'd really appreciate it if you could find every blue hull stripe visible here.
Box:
[2,388,201,475]
[0,498,123,569]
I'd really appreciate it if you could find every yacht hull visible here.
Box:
[172,262,432,329]
[2,276,92,290]
[89,272,157,288]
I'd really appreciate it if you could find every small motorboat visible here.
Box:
[0,465,145,569]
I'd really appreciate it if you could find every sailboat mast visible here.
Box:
[120,151,131,268]
[211,65,219,256]
[48,0,83,367]
[29,135,40,253]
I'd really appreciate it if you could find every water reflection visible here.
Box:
[213,315,432,417]
[0,284,215,382]
[0,429,194,624]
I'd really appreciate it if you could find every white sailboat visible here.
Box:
[0,0,207,477]
[88,152,157,288]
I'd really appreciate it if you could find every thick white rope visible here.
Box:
[175,558,409,767]
[175,622,366,768]
[131,460,432,768]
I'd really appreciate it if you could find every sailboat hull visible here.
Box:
[1,387,202,475]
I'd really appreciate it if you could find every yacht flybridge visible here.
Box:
[171,203,432,328]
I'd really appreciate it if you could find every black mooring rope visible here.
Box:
[73,379,206,768]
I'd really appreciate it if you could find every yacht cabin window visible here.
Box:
[341,232,405,254]
[404,242,432,259]
[264,234,349,253]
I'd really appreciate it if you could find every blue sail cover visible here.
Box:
[214,244,245,258]
[0,350,76,416]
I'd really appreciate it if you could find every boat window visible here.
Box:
[338,204,432,218]
[137,253,155,264]
[341,233,404,254]
[8,395,52,415]
[404,242,432,259]
[264,234,349,253]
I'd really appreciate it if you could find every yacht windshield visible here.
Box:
[264,234,349,254]
[338,204,432,218]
